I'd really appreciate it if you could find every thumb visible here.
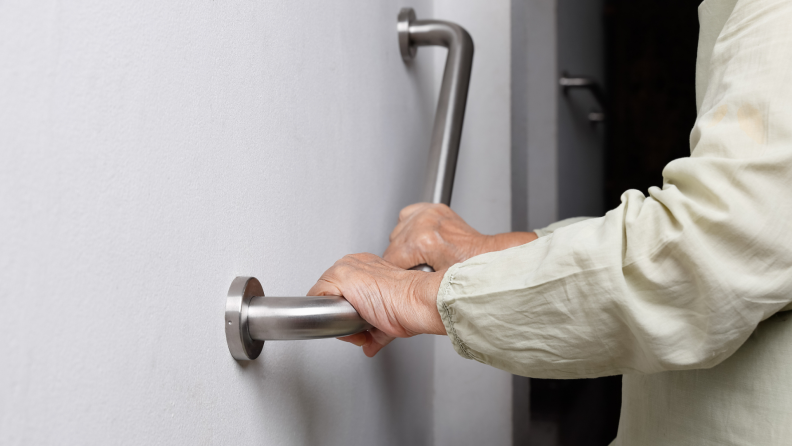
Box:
[337,329,395,357]
[363,329,395,357]
[383,243,426,270]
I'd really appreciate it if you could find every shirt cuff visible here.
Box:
[437,263,479,361]
[436,216,596,367]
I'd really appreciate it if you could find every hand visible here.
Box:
[307,253,445,357]
[383,203,538,270]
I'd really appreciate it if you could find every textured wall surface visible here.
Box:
[0,1,441,444]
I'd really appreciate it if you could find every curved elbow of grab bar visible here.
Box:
[397,7,474,207]
[408,21,473,53]
[398,7,474,272]
[398,8,473,58]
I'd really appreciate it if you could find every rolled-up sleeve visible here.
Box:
[437,0,792,379]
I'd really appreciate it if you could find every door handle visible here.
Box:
[398,7,474,272]
[559,74,607,123]
[226,277,372,360]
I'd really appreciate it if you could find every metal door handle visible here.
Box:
[398,7,474,272]
[226,277,372,360]
[559,74,607,122]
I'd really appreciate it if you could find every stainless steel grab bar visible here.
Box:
[226,10,475,361]
[399,7,474,272]
[398,7,474,206]
[226,277,372,360]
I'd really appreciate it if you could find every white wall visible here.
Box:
[0,1,519,445]
[431,2,514,446]
[0,1,442,444]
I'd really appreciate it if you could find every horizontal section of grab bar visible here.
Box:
[225,276,371,361]
[248,295,372,341]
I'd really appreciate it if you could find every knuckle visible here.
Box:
[363,252,382,263]
[333,255,358,272]
[415,232,438,249]
[438,217,454,231]
[398,204,417,221]
[383,247,406,264]
[399,202,429,221]
[339,254,361,268]
[416,213,435,226]
[334,255,352,266]
[383,247,404,262]
[347,252,379,265]
[330,262,350,277]
[432,203,451,215]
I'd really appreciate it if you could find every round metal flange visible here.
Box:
[225,276,264,360]
[398,7,417,61]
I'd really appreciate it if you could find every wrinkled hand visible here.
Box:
[383,203,538,270]
[315,204,537,357]
[308,253,445,357]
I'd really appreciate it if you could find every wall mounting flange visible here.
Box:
[225,276,265,361]
[398,7,418,61]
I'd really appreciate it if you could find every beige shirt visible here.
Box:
[437,0,792,443]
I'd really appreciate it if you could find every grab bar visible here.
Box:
[398,7,474,272]
[226,10,474,361]
[399,7,473,206]
[226,277,372,360]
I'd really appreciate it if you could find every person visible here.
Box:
[308,0,792,443]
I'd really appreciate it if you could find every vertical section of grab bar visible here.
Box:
[405,20,474,206]
[399,9,474,272]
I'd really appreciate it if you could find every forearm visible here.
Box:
[484,232,538,252]
[435,0,792,378]
[439,190,792,378]
[481,219,592,254]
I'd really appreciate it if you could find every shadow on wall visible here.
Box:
[237,336,433,446]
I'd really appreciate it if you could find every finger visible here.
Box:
[398,202,430,223]
[389,217,410,242]
[338,333,368,346]
[307,278,341,297]
[383,243,423,270]
[390,202,446,243]
[362,329,395,357]
[389,206,425,242]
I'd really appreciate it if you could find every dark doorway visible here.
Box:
[605,0,701,209]
[515,1,701,445]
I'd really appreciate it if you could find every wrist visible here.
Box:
[409,270,446,336]
[489,232,537,251]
